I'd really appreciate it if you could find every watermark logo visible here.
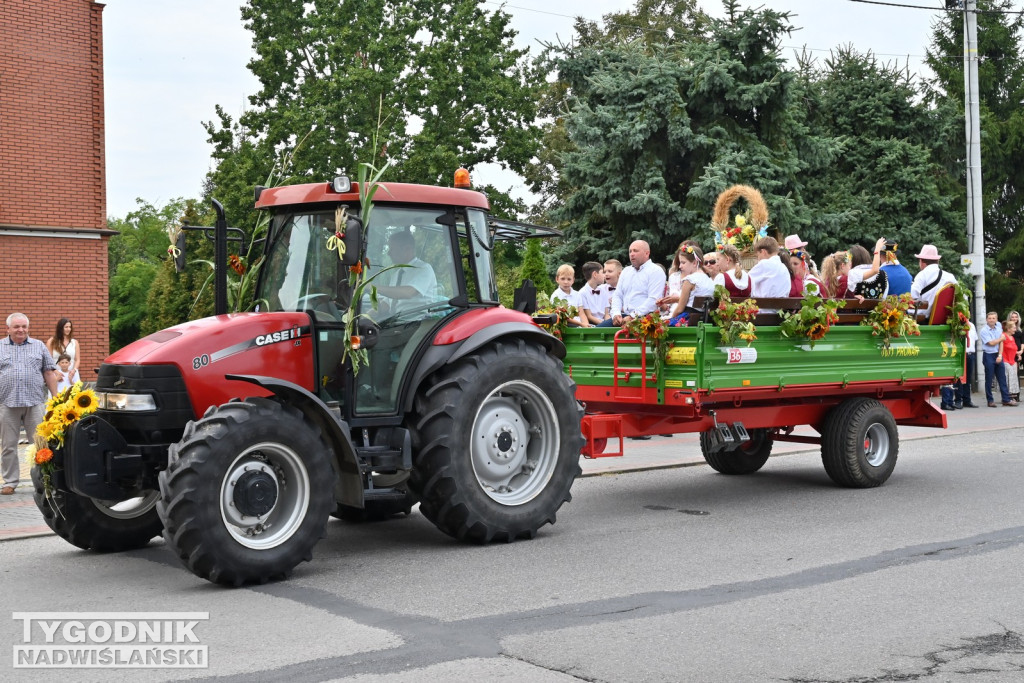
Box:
[12,612,209,669]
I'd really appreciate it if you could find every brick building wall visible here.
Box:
[0,0,110,379]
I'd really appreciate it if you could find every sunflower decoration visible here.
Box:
[36,381,99,449]
[780,290,846,349]
[861,294,921,349]
[624,311,673,379]
[709,285,760,346]
[228,253,246,276]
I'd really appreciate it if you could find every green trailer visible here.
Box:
[563,309,965,488]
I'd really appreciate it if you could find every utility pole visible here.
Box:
[960,0,986,379]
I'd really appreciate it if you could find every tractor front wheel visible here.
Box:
[158,398,335,585]
[410,340,583,543]
[32,467,162,551]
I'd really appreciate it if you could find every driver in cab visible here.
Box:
[375,230,436,317]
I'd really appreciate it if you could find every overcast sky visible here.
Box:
[101,0,967,219]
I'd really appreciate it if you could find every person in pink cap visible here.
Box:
[910,244,957,318]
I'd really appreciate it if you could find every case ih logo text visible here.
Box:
[255,327,300,347]
[12,612,209,669]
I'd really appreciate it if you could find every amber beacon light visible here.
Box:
[453,167,471,188]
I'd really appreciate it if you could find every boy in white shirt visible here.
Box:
[578,261,609,324]
[54,353,80,394]
[550,264,589,326]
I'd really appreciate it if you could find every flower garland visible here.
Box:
[779,291,846,348]
[535,303,580,340]
[713,213,769,252]
[624,311,672,379]
[861,294,921,349]
[34,382,98,507]
[709,285,759,346]
[945,281,972,346]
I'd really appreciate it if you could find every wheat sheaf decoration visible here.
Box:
[711,185,770,255]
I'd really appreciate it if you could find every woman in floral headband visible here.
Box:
[667,244,715,326]
[789,248,824,297]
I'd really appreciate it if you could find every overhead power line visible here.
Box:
[848,0,1024,12]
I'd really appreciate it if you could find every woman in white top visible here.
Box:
[669,245,715,325]
[46,317,81,379]
[661,240,696,315]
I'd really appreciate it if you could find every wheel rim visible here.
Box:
[470,380,560,506]
[219,442,310,550]
[863,423,890,467]
[92,491,160,520]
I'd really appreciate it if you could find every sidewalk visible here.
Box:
[1,398,1018,542]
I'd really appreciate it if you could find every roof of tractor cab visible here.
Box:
[254,181,491,211]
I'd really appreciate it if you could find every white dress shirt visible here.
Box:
[910,264,957,316]
[748,255,791,298]
[611,260,667,318]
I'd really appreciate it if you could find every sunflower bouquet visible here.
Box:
[779,291,845,348]
[624,311,672,378]
[709,285,759,346]
[861,294,921,349]
[35,382,98,502]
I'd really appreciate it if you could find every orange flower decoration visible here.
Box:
[350,260,363,275]
[807,322,829,340]
[35,448,53,465]
[228,254,246,275]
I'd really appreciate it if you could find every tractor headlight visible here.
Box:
[97,392,157,412]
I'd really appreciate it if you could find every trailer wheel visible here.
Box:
[31,467,162,551]
[699,428,772,474]
[409,339,583,543]
[821,398,898,488]
[158,397,335,586]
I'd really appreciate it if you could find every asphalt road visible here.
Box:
[3,424,1024,682]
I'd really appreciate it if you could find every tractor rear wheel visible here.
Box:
[409,340,583,543]
[158,397,335,585]
[699,428,773,475]
[31,467,162,551]
[821,398,898,488]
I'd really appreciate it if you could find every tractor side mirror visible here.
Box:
[356,317,380,350]
[336,214,363,267]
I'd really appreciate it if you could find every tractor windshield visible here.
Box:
[258,211,348,321]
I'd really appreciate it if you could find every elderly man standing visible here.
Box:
[1,313,58,494]
[601,240,667,327]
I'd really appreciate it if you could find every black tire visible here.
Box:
[700,428,773,475]
[409,339,584,543]
[31,466,162,552]
[821,398,898,488]
[157,397,335,586]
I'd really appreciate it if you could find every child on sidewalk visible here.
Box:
[54,352,80,394]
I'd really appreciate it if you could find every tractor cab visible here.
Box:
[252,178,506,417]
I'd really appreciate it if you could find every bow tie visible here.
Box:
[607,287,616,291]
[592,289,601,295]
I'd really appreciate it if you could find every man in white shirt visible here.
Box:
[601,241,667,327]
[748,237,791,298]
[376,231,437,317]
[910,244,957,318]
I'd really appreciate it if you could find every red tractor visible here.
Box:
[37,175,584,585]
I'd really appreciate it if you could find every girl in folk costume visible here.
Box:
[820,251,852,299]
[712,244,751,297]
[668,245,715,326]
[1003,320,1020,401]
[789,249,824,296]
[845,239,890,301]
[46,317,82,380]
